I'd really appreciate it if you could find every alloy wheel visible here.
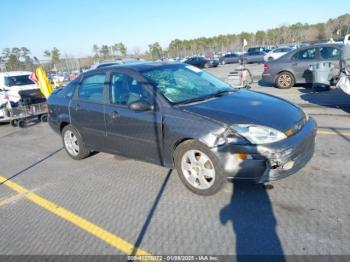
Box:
[181,150,215,190]
[278,74,292,88]
[64,130,80,156]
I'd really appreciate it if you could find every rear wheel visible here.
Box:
[174,140,226,196]
[40,114,48,122]
[62,125,90,160]
[276,72,295,89]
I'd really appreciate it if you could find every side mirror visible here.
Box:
[128,100,153,112]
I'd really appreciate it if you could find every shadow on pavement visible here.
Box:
[0,147,63,187]
[131,169,172,255]
[298,88,350,114]
[220,182,285,261]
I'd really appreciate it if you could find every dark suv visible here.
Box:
[48,63,316,195]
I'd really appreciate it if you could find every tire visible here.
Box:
[40,114,48,122]
[62,125,90,160]
[18,120,25,128]
[174,140,226,196]
[10,120,18,127]
[276,72,295,89]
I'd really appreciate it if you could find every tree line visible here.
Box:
[0,46,62,72]
[92,43,127,60]
[166,13,350,58]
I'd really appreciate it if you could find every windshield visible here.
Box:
[142,64,232,104]
[4,75,35,87]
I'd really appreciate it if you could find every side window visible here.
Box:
[320,47,340,60]
[110,72,148,106]
[292,48,316,60]
[79,74,105,103]
[64,80,78,98]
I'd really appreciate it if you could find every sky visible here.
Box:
[1,0,349,59]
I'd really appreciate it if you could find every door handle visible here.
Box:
[110,111,120,119]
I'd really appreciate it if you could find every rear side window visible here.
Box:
[292,48,316,60]
[64,80,78,98]
[79,74,106,103]
[320,47,341,60]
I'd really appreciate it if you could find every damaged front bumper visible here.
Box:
[212,117,317,183]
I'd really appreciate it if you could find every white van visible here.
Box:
[0,71,39,117]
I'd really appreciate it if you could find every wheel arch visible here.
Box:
[60,121,70,133]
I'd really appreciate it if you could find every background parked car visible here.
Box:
[219,53,240,64]
[264,47,295,61]
[262,43,343,89]
[240,51,267,64]
[247,47,270,53]
[184,56,219,68]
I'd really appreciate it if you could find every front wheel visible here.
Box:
[62,125,90,160]
[174,140,226,196]
[276,72,295,89]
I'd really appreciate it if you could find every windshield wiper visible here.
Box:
[176,95,212,105]
[210,89,233,97]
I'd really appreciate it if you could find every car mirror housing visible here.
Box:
[128,100,154,112]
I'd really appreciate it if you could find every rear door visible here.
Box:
[70,72,108,150]
[320,46,342,79]
[319,46,341,66]
[290,48,317,83]
[104,70,163,164]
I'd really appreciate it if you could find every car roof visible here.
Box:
[300,43,344,49]
[84,62,184,75]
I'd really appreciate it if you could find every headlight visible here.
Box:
[231,124,287,144]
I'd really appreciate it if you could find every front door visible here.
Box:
[70,72,107,150]
[104,71,163,164]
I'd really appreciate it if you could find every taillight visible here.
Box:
[263,63,269,71]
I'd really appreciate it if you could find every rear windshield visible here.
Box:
[4,75,35,86]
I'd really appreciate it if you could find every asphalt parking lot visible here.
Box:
[1,64,350,258]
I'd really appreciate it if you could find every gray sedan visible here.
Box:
[241,51,267,64]
[219,53,240,64]
[262,43,343,89]
[48,62,316,195]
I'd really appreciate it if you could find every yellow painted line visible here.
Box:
[0,193,23,207]
[318,130,350,136]
[0,176,150,256]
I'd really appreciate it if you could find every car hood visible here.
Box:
[181,90,305,132]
